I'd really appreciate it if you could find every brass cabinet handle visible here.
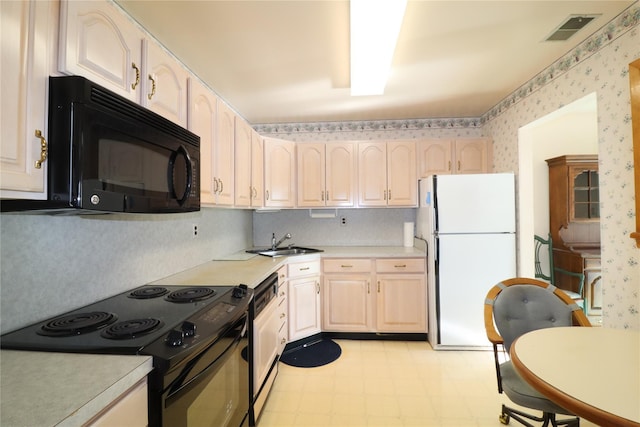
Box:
[321,191,324,201]
[458,160,461,171]
[316,282,320,294]
[280,290,285,296]
[281,338,287,344]
[34,129,47,169]
[213,178,219,193]
[280,313,286,319]
[219,179,224,194]
[325,190,329,201]
[367,281,370,294]
[147,75,156,100]
[377,281,381,293]
[448,161,451,171]
[131,62,140,90]
[384,190,387,200]
[299,267,310,271]
[394,264,407,268]
[388,189,391,199]
[266,190,270,200]
[340,264,353,268]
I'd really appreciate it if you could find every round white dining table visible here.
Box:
[511,327,640,427]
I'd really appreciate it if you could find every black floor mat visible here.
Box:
[280,338,341,368]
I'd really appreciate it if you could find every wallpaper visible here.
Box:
[257,4,640,330]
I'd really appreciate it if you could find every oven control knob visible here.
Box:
[165,329,184,347]
[181,321,196,337]
[232,284,248,299]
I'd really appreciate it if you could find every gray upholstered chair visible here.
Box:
[484,277,592,427]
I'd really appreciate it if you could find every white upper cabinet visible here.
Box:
[250,130,264,208]
[59,0,143,102]
[1,0,56,199]
[358,141,417,207]
[417,138,491,177]
[297,142,356,208]
[188,78,217,205]
[234,118,253,207]
[59,0,189,126]
[264,137,296,208]
[141,40,188,127]
[213,100,236,206]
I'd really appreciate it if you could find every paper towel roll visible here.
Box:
[403,222,414,247]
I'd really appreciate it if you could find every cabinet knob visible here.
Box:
[280,313,286,319]
[281,338,287,344]
[34,129,47,169]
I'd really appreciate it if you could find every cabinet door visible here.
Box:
[234,118,253,207]
[417,139,453,177]
[297,143,325,207]
[59,0,142,102]
[358,142,387,206]
[264,138,296,208]
[326,142,356,207]
[214,100,235,206]
[1,0,51,198]
[250,131,264,208]
[188,79,216,205]
[288,276,321,341]
[253,299,279,395]
[142,39,188,127]
[323,275,374,332]
[387,141,417,206]
[376,274,426,333]
[455,138,489,174]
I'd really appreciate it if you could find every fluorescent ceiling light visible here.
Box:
[350,0,407,96]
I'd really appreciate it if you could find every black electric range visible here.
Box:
[0,284,252,370]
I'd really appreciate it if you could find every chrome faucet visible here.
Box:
[271,232,292,250]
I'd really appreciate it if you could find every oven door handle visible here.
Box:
[165,317,246,404]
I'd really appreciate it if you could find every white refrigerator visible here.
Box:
[417,173,516,349]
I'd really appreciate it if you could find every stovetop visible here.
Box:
[0,284,252,363]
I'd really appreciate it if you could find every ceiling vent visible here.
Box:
[545,15,600,41]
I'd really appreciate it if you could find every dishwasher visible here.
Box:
[249,272,280,426]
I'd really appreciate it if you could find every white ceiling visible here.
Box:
[115,0,635,125]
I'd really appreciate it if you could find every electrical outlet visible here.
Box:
[192,224,198,238]
[340,217,347,226]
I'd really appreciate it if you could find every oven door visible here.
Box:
[157,314,249,427]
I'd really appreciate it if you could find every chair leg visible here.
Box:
[499,405,579,427]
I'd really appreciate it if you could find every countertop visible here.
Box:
[0,245,423,426]
[0,350,152,427]
[152,245,426,289]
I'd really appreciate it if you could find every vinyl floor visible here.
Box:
[257,339,600,427]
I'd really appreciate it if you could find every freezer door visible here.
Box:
[435,173,515,233]
[436,233,516,347]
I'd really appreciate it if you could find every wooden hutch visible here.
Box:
[546,155,602,317]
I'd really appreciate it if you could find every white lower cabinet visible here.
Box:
[288,260,321,342]
[85,378,148,427]
[322,257,427,333]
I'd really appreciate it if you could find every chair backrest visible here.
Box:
[534,234,554,282]
[484,278,591,353]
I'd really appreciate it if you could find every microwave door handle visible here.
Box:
[168,146,193,206]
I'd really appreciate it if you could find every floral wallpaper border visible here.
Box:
[254,3,640,135]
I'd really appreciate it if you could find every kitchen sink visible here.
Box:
[246,246,323,258]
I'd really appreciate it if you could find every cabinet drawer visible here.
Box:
[375,258,425,273]
[288,260,320,278]
[323,258,372,273]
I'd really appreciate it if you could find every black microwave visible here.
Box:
[3,76,200,213]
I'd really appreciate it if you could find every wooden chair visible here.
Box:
[534,234,585,310]
[484,278,591,427]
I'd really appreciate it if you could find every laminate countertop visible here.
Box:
[151,246,427,289]
[0,246,424,426]
[0,350,152,427]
